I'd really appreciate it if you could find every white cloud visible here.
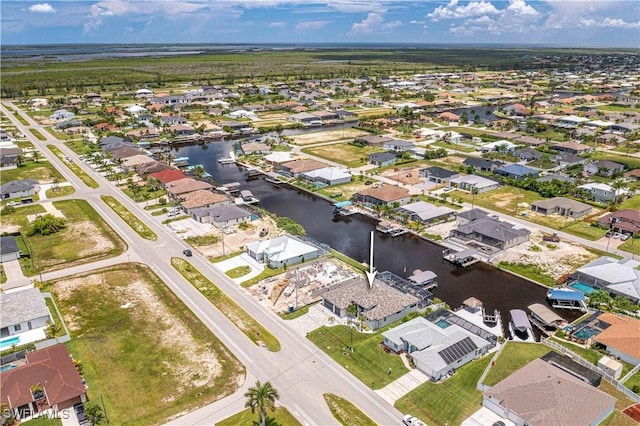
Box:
[443,0,541,36]
[428,0,500,21]
[579,17,640,29]
[28,3,56,14]
[83,18,103,33]
[268,21,287,28]
[507,0,538,17]
[542,0,631,30]
[410,20,426,24]
[295,20,330,30]
[349,12,402,34]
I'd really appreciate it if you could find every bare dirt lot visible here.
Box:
[380,166,424,185]
[291,128,369,145]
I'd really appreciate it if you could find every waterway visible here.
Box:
[174,141,583,330]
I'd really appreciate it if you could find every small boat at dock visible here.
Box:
[442,248,481,267]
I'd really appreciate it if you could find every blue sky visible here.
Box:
[2,1,639,47]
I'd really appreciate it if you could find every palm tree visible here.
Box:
[244,380,280,426]
[611,179,627,203]
[31,150,41,163]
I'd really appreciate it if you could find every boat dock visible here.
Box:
[546,289,587,312]
[408,270,438,290]
[442,248,481,267]
[376,221,408,237]
[528,303,566,336]
[217,157,235,164]
[172,156,189,167]
[245,168,262,180]
[265,172,284,184]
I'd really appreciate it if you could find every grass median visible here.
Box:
[324,393,376,426]
[101,195,157,241]
[172,257,281,352]
[48,144,99,188]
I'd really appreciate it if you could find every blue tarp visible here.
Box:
[547,289,585,302]
[333,201,352,208]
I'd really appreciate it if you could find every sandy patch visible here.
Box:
[291,128,368,145]
[66,221,115,257]
[195,218,284,259]
[380,166,423,185]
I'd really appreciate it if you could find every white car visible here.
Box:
[403,414,428,426]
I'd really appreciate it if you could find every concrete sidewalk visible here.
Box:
[375,368,430,404]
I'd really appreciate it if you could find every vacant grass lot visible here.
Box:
[0,161,65,184]
[324,393,376,426]
[5,199,125,275]
[482,342,551,386]
[48,145,99,188]
[396,356,492,426]
[451,186,542,215]
[307,324,408,389]
[44,264,244,426]
[302,142,383,167]
[29,128,47,141]
[497,262,556,286]
[290,128,369,145]
[172,258,281,351]
[101,195,157,240]
[217,407,300,426]
[561,221,608,241]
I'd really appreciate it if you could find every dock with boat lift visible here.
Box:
[546,289,587,312]
[333,201,356,216]
[442,248,481,267]
[376,221,408,237]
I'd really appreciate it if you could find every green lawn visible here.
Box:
[43,264,244,426]
[241,266,285,287]
[619,195,640,210]
[0,161,65,184]
[431,140,476,153]
[618,236,640,257]
[22,418,62,426]
[307,324,409,389]
[497,262,556,287]
[226,265,251,278]
[395,356,492,426]
[302,143,382,168]
[451,186,542,215]
[561,221,608,241]
[280,302,315,320]
[48,145,99,188]
[324,393,377,426]
[30,128,47,141]
[216,407,301,426]
[482,342,551,386]
[101,195,157,240]
[586,151,640,170]
[172,257,281,351]
[7,199,125,275]
[45,185,76,198]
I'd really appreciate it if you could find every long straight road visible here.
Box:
[1,103,405,425]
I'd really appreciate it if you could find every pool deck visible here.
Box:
[0,327,47,349]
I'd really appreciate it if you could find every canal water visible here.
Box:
[174,141,583,329]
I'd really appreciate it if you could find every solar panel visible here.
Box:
[438,337,478,365]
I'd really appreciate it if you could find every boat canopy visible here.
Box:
[528,303,563,326]
[333,201,352,208]
[547,289,585,302]
[510,309,532,332]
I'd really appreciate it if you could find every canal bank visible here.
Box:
[173,141,584,329]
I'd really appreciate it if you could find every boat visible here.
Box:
[528,303,566,336]
[238,189,259,204]
[172,156,189,167]
[265,172,283,184]
[509,309,536,342]
[245,168,262,180]
[217,157,235,164]
[442,248,480,267]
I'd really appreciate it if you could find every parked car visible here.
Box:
[183,249,192,257]
[443,186,454,192]
[6,201,20,207]
[613,232,621,239]
[74,403,89,425]
[403,414,427,426]
[606,231,612,238]
[621,234,631,241]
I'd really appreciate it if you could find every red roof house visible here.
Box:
[148,169,187,184]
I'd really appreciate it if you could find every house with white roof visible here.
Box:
[395,201,455,225]
[577,182,626,203]
[568,257,640,303]
[479,140,518,153]
[300,167,351,186]
[382,316,492,380]
[0,288,52,339]
[449,175,500,193]
[245,235,320,268]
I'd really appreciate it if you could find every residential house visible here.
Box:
[191,204,253,227]
[463,157,503,173]
[180,190,230,213]
[551,141,591,155]
[246,235,320,268]
[383,139,415,152]
[515,135,546,147]
[456,208,489,226]
[300,167,352,187]
[437,112,459,122]
[122,154,157,171]
[312,110,340,122]
[480,140,518,153]
[593,312,640,365]
[0,344,87,419]
[584,160,625,177]
[419,166,460,184]
[536,173,575,183]
[354,184,411,207]
[382,316,492,380]
[554,115,591,128]
[514,147,542,162]
[550,153,586,168]
[530,197,592,218]
[275,159,326,178]
[597,209,640,236]
[169,124,196,137]
[137,161,173,175]
[159,115,188,126]
[49,109,75,122]
[111,146,145,160]
[395,201,455,225]
[569,257,640,303]
[166,178,214,197]
[289,112,320,125]
[494,164,539,180]
[448,175,500,193]
[148,169,187,185]
[355,135,395,146]
[219,121,253,133]
[450,216,530,250]
[0,288,51,338]
[483,359,615,426]
[0,179,39,200]
[368,152,397,167]
[322,277,419,331]
[0,235,20,262]
[623,169,640,180]
[240,142,271,156]
[578,183,625,203]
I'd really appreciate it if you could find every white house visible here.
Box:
[0,288,52,338]
[300,167,352,186]
[578,183,626,203]
[49,109,75,122]
[245,235,319,268]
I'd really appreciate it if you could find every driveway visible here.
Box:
[215,253,264,284]
[375,368,430,404]
[2,259,24,281]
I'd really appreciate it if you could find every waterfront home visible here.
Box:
[577,182,626,203]
[568,256,640,303]
[275,159,326,178]
[382,316,492,380]
[191,204,252,228]
[462,157,503,173]
[240,141,271,155]
[165,178,214,197]
[289,112,320,125]
[322,277,419,331]
[368,152,397,167]
[530,197,592,218]
[246,235,320,268]
[395,201,455,225]
[456,208,489,226]
[354,184,411,208]
[593,312,640,365]
[180,190,231,213]
[0,179,39,200]
[448,175,500,193]
[355,135,395,146]
[0,288,51,338]
[0,345,87,420]
[122,154,157,171]
[450,215,530,250]
[418,166,460,185]
[494,164,539,180]
[483,359,615,426]
[584,160,625,177]
[148,169,187,185]
[300,167,352,187]
[159,115,188,126]
[597,209,640,236]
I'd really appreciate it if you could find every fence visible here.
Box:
[476,340,509,392]
[34,293,71,350]
[541,337,640,403]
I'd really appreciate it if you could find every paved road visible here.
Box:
[1,102,405,425]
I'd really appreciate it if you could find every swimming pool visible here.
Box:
[435,319,450,329]
[0,336,20,349]
[573,325,599,340]
[0,363,18,372]
[570,282,596,295]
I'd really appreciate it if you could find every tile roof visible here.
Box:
[166,178,213,195]
[356,184,410,203]
[279,159,327,174]
[594,312,640,361]
[181,190,229,209]
[148,169,187,184]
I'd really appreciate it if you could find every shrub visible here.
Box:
[27,214,66,236]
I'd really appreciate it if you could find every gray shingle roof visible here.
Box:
[0,288,50,328]
[0,179,38,195]
[0,235,19,255]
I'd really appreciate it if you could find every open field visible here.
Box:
[0,199,125,275]
[0,161,65,184]
[307,324,408,390]
[43,264,244,425]
[451,186,542,215]
[302,142,382,167]
[395,356,492,426]
[561,220,609,241]
[290,128,368,145]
